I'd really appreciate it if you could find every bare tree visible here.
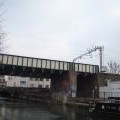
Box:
[0,1,5,53]
[107,61,120,74]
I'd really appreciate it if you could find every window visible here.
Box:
[2,79,4,83]
[40,79,43,81]
[20,81,26,86]
[30,84,34,87]
[8,76,11,80]
[119,106,120,111]
[13,83,16,87]
[38,85,42,88]
[20,81,26,84]
[46,79,49,81]
[46,85,49,88]
[35,78,39,81]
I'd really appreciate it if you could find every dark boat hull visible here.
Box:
[89,102,120,119]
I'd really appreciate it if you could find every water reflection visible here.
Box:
[0,102,119,120]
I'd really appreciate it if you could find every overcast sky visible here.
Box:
[3,0,120,66]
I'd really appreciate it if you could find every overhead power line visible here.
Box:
[73,46,104,72]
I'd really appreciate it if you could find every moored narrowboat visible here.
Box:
[89,99,120,117]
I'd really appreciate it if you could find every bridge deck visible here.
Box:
[0,54,99,76]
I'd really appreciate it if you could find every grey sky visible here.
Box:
[3,0,120,65]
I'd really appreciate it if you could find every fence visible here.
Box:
[99,92,120,99]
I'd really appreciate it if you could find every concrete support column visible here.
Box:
[69,71,78,97]
[51,71,78,99]
[51,72,70,94]
[77,73,99,98]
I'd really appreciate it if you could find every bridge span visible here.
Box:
[0,54,99,99]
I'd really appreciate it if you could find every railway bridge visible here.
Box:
[0,54,99,99]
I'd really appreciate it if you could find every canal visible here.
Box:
[0,101,119,120]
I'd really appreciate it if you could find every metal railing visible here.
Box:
[99,92,120,99]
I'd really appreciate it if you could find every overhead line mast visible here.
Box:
[73,46,104,72]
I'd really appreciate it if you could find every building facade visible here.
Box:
[5,76,51,88]
[99,80,120,98]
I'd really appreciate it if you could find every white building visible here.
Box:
[99,80,120,98]
[5,76,51,88]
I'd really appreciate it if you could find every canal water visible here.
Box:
[0,101,119,120]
